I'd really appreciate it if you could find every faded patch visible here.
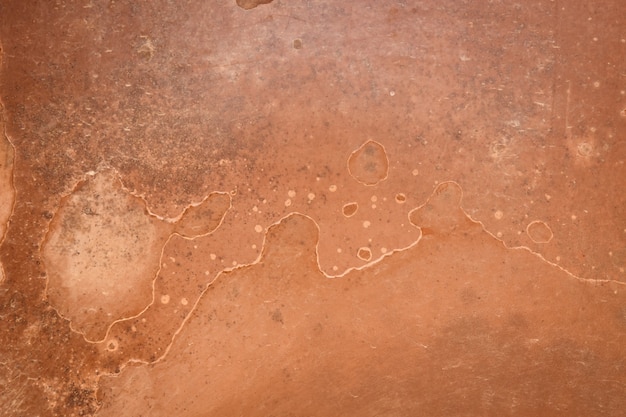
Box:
[347,140,389,186]
[0,116,15,241]
[42,169,168,341]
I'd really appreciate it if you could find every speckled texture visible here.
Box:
[0,0,625,416]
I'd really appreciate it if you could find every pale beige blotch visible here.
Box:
[42,169,168,341]
[0,118,15,241]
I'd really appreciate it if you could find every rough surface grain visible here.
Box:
[0,0,625,416]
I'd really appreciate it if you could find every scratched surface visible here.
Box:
[0,0,625,416]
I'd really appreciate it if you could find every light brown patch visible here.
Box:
[347,140,389,186]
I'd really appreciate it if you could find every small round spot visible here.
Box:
[204,270,210,275]
[337,248,342,253]
[288,190,296,198]
[357,247,372,261]
[381,247,388,254]
[332,266,338,271]
[395,193,407,204]
[307,192,316,200]
[494,210,503,220]
[293,38,303,49]
[412,169,419,176]
[389,90,396,96]
[329,185,337,192]
[254,224,263,233]
[526,220,553,244]
[363,220,371,228]
[284,198,292,207]
[106,339,119,352]
[496,231,503,238]
[593,81,600,88]
[210,253,217,260]
[342,202,358,217]
[160,294,170,304]
[371,195,378,202]
[180,298,188,306]
[251,244,257,249]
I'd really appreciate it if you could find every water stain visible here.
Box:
[0,118,14,242]
[347,140,389,186]
[342,202,358,217]
[96,195,626,417]
[236,0,273,10]
[526,220,553,244]
[1,1,625,415]
[357,246,372,261]
[42,169,230,342]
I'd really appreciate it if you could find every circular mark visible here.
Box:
[254,224,263,233]
[106,339,119,352]
[412,169,419,176]
[363,220,371,228]
[347,140,389,186]
[395,193,407,204]
[342,202,358,217]
[293,39,303,49]
[494,210,503,220]
[357,247,372,261]
[284,199,292,207]
[307,193,315,201]
[160,294,170,304]
[180,298,189,306]
[329,185,337,192]
[577,142,593,157]
[526,220,553,244]
[288,190,296,198]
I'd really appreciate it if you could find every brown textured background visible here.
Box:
[0,0,625,416]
